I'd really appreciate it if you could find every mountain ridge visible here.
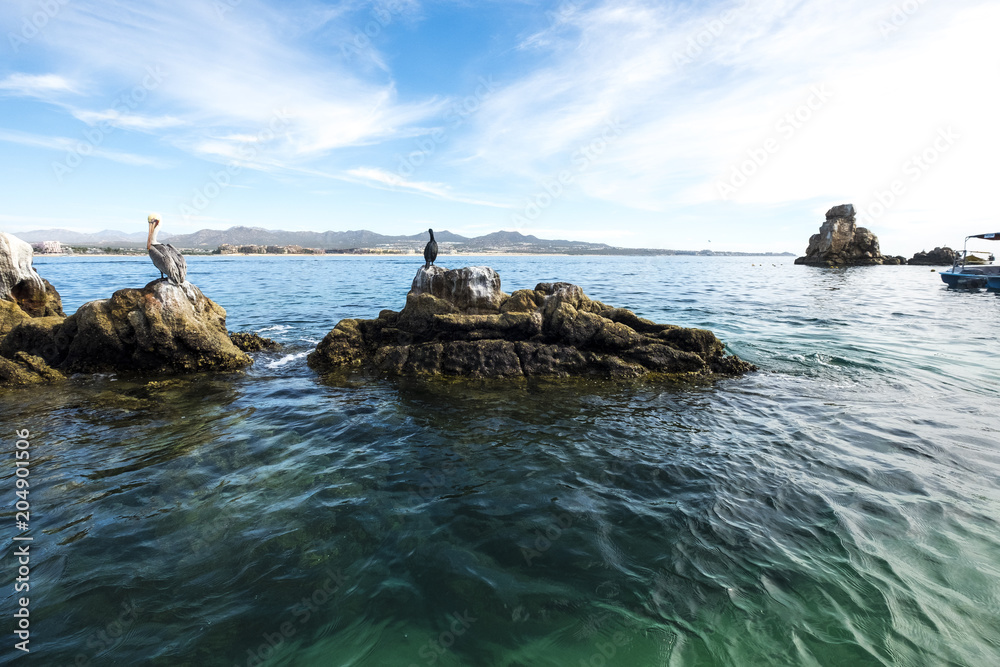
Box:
[9,226,795,256]
[10,226,607,250]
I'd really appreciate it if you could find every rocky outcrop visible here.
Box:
[794,205,905,266]
[0,231,64,319]
[908,247,956,266]
[1,231,68,387]
[1,280,250,375]
[0,232,41,300]
[308,266,755,380]
[0,352,64,388]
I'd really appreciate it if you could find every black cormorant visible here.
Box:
[423,229,438,267]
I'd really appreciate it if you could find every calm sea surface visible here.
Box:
[2,255,999,666]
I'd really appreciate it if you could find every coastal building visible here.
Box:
[32,241,64,254]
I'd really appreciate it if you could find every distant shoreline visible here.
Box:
[36,251,798,259]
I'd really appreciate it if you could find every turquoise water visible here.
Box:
[2,255,999,666]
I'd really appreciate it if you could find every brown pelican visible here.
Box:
[147,214,187,285]
[423,228,438,267]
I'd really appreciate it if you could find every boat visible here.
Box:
[940,233,1000,288]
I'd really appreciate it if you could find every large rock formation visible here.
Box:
[2,280,251,375]
[908,247,956,266]
[794,205,905,266]
[0,231,40,300]
[1,232,67,387]
[308,266,755,380]
[0,231,64,318]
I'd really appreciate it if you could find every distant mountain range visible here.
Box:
[10,226,794,256]
[12,226,616,251]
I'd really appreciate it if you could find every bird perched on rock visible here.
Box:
[147,214,187,285]
[423,229,438,267]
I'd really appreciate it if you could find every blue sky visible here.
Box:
[1,0,998,254]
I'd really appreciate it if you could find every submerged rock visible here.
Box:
[2,280,250,374]
[908,247,956,266]
[309,266,755,380]
[229,331,281,352]
[794,205,905,267]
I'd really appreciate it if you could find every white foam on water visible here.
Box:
[257,324,293,333]
[266,351,308,369]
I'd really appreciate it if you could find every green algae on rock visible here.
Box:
[229,331,281,352]
[308,266,755,380]
[2,279,250,375]
[0,351,64,388]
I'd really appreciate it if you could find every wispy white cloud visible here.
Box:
[71,109,186,131]
[0,73,81,97]
[345,166,509,208]
[0,128,168,167]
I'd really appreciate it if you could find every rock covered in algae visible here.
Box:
[1,279,250,374]
[308,266,755,379]
[229,331,281,352]
[0,351,64,388]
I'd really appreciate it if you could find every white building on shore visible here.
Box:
[31,241,70,254]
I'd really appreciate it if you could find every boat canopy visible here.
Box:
[968,233,1000,240]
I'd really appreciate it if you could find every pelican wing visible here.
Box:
[149,243,187,285]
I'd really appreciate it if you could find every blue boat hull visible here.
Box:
[940,271,987,288]
[988,276,1000,290]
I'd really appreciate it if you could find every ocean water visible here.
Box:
[2,255,999,666]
